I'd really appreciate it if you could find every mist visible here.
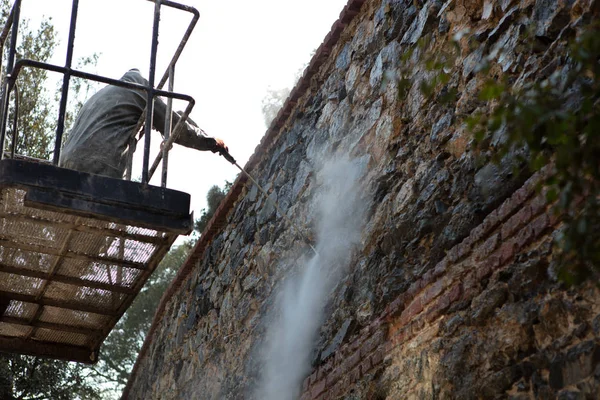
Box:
[256,156,366,400]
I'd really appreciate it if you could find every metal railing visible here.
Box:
[0,0,200,187]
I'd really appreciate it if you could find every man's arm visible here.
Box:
[152,97,218,151]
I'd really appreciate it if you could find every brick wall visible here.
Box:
[299,166,570,399]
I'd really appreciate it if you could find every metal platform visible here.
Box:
[0,159,191,363]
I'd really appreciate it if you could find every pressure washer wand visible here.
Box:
[219,150,318,256]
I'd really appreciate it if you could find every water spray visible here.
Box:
[219,150,318,256]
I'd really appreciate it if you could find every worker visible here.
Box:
[59,68,228,179]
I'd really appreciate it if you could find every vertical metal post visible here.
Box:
[0,0,22,159]
[10,84,19,158]
[142,0,162,184]
[161,65,174,188]
[53,0,80,165]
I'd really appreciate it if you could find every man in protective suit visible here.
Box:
[60,68,228,179]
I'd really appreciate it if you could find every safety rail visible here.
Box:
[0,0,200,187]
[0,0,200,364]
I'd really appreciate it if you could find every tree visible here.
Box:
[261,86,290,128]
[1,0,98,160]
[260,57,312,128]
[1,0,56,159]
[0,355,100,400]
[194,181,233,234]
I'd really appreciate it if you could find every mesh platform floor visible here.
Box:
[0,186,178,363]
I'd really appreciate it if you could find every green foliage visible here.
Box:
[194,181,232,234]
[0,353,100,400]
[1,0,57,159]
[395,34,459,106]
[469,24,600,284]
[1,0,99,160]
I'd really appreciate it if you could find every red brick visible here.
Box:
[497,199,515,221]
[340,343,350,357]
[549,208,561,226]
[497,241,516,265]
[411,317,425,333]
[329,382,345,399]
[343,349,361,372]
[300,390,311,400]
[389,320,403,338]
[369,318,384,331]
[421,279,445,306]
[476,262,492,281]
[400,297,423,325]
[513,186,532,205]
[326,368,342,387]
[360,355,372,374]
[349,337,361,353]
[433,259,448,278]
[360,330,386,357]
[303,376,311,393]
[371,343,386,366]
[310,371,318,385]
[514,225,534,251]
[462,286,479,302]
[422,269,434,287]
[481,209,500,234]
[392,326,410,345]
[334,350,344,367]
[386,295,405,317]
[456,241,472,260]
[447,246,460,263]
[473,233,500,261]
[384,340,393,354]
[317,360,333,381]
[449,283,462,303]
[349,366,361,384]
[358,329,371,346]
[463,271,478,291]
[531,213,549,237]
[311,380,326,398]
[469,223,486,244]
[529,194,547,216]
[426,292,451,322]
[488,254,501,270]
[501,205,532,240]
[407,279,423,299]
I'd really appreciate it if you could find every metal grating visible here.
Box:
[0,165,185,363]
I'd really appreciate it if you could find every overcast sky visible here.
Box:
[20,0,348,238]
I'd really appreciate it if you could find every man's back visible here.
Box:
[60,70,148,178]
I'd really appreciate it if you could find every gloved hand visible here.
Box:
[212,138,236,164]
[213,138,228,153]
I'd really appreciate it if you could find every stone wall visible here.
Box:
[123,0,600,399]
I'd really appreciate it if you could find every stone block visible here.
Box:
[474,233,500,261]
